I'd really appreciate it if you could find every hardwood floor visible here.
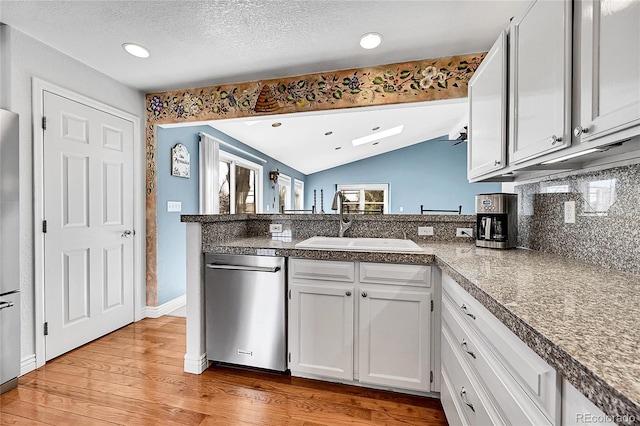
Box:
[1,316,447,425]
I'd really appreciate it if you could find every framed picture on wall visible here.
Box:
[171,143,190,178]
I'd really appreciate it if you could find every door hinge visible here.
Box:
[42,220,47,233]
[44,322,49,336]
[42,116,47,130]
[430,371,434,383]
[288,289,291,300]
[431,300,434,312]
[288,352,291,363]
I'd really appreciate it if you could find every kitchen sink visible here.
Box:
[295,236,423,253]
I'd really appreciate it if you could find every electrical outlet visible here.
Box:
[456,228,473,238]
[269,224,283,233]
[564,201,576,223]
[418,226,434,236]
[167,201,182,212]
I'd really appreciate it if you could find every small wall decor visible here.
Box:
[269,169,280,184]
[171,143,190,178]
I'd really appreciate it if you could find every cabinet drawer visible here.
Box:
[442,325,504,426]
[290,258,355,282]
[442,273,559,422]
[442,293,552,425]
[359,263,430,287]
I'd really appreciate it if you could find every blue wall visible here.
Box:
[304,136,501,215]
[156,125,305,305]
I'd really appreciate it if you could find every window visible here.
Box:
[294,179,304,213]
[218,151,263,214]
[583,178,616,216]
[278,173,292,213]
[336,184,389,214]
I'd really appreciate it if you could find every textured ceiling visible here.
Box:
[0,0,528,173]
[0,0,527,92]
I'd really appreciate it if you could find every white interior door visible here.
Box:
[43,91,134,360]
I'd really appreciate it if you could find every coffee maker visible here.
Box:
[476,193,517,249]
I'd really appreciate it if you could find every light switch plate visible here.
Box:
[167,201,182,212]
[564,201,576,223]
[418,226,434,236]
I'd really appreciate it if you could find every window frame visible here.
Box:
[219,150,264,214]
[277,173,292,213]
[294,179,305,213]
[336,183,389,214]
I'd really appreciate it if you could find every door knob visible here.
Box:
[121,230,133,238]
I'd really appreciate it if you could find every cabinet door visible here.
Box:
[358,286,431,392]
[509,0,572,164]
[288,283,354,380]
[578,0,640,145]
[468,30,508,180]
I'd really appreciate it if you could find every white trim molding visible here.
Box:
[20,354,37,376]
[184,353,210,375]
[31,78,145,369]
[145,295,187,318]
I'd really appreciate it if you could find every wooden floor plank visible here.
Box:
[1,317,447,425]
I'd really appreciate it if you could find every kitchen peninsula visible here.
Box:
[182,214,639,425]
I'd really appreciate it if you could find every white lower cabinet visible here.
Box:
[441,272,559,425]
[288,259,434,393]
[358,285,431,391]
[561,379,615,425]
[288,283,354,380]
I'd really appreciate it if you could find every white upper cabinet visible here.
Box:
[467,30,508,180]
[509,0,573,164]
[577,0,640,145]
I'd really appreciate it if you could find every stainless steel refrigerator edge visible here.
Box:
[204,254,287,372]
[0,109,21,394]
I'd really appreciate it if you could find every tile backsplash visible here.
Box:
[515,164,640,275]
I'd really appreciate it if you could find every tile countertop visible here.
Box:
[204,237,640,423]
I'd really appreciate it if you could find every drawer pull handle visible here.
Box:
[361,292,368,298]
[461,340,476,359]
[460,387,475,412]
[460,304,476,320]
[345,291,351,296]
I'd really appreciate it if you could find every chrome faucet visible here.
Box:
[331,190,352,237]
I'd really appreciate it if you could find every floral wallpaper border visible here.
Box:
[143,52,486,305]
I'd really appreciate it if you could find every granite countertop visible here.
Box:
[204,237,639,424]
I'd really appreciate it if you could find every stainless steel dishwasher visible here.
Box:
[204,253,286,372]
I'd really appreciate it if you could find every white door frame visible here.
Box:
[32,78,145,369]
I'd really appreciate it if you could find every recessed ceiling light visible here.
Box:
[352,125,404,146]
[272,122,282,127]
[325,131,333,136]
[122,42,150,58]
[372,126,380,131]
[360,32,383,50]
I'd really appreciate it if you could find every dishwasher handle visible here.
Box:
[206,263,281,273]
